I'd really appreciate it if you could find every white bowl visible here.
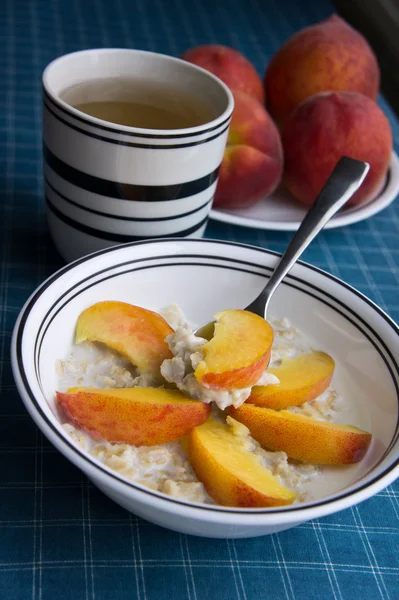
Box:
[11,239,399,538]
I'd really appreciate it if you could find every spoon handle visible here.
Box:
[245,156,370,317]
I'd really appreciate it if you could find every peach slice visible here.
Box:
[248,351,335,410]
[194,310,273,389]
[57,386,210,446]
[75,301,173,383]
[230,404,372,464]
[187,417,296,507]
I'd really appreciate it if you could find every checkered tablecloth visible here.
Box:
[1,0,399,598]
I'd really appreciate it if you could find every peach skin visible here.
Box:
[187,417,296,507]
[265,14,380,125]
[281,91,392,207]
[75,301,173,383]
[57,387,211,446]
[194,309,274,389]
[248,351,335,410]
[181,44,264,103]
[213,90,283,209]
[230,404,372,464]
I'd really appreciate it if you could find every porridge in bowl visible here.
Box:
[56,302,372,508]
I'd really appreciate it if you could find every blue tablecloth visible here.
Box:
[1,0,399,598]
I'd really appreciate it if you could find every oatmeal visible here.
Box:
[58,304,341,506]
[57,341,156,392]
[63,425,214,504]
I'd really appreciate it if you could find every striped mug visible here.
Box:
[42,48,234,263]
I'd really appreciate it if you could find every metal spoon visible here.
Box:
[195,156,369,340]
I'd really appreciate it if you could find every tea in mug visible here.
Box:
[60,78,216,129]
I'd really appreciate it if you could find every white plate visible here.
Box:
[210,152,399,230]
[11,239,399,538]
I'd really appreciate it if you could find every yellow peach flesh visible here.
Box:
[249,351,335,409]
[187,417,295,507]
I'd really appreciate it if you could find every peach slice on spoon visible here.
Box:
[194,309,274,389]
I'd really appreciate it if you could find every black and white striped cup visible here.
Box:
[42,49,234,263]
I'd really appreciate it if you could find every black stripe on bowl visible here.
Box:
[43,87,232,140]
[43,99,231,150]
[46,197,209,241]
[43,145,219,202]
[45,178,214,222]
[14,242,399,516]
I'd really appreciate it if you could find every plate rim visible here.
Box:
[210,151,399,231]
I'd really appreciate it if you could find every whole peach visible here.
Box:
[281,91,392,206]
[181,44,264,103]
[265,14,380,125]
[214,90,283,209]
